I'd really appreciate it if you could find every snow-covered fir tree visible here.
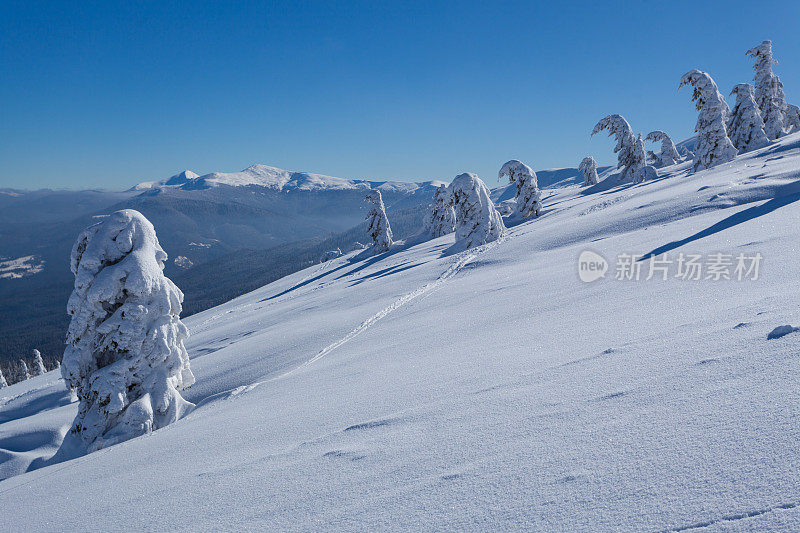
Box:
[0,367,7,388]
[578,156,599,186]
[32,349,46,376]
[746,40,788,140]
[727,83,770,154]
[364,190,393,253]
[450,173,505,249]
[422,184,455,238]
[62,209,195,453]
[679,69,738,172]
[644,131,682,167]
[19,359,30,381]
[591,114,645,181]
[786,104,800,133]
[498,160,541,218]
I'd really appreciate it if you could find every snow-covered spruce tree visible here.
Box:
[633,165,658,183]
[62,209,195,453]
[498,160,541,218]
[591,114,644,181]
[364,190,393,253]
[19,359,30,381]
[578,156,599,186]
[786,104,800,133]
[644,131,682,167]
[32,349,46,376]
[746,40,788,139]
[679,70,738,172]
[727,84,770,154]
[450,173,505,249]
[0,367,7,388]
[422,184,455,238]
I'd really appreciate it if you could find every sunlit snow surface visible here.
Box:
[2,135,800,530]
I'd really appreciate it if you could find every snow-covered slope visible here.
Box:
[2,134,800,530]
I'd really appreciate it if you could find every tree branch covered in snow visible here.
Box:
[498,160,541,218]
[62,209,195,453]
[644,131,682,167]
[591,114,644,181]
[679,69,738,172]
[450,173,505,249]
[365,190,393,253]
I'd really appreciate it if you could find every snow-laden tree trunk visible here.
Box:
[0,368,7,388]
[450,173,505,249]
[62,209,195,453]
[644,131,682,167]
[746,40,788,140]
[591,114,644,181]
[498,160,541,218]
[364,190,393,252]
[578,156,599,186]
[727,83,770,153]
[422,184,455,238]
[32,349,46,376]
[679,70,738,172]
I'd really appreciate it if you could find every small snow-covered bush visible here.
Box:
[422,184,455,238]
[578,156,599,186]
[746,40,788,140]
[786,104,800,133]
[364,190,393,253]
[32,349,46,376]
[450,173,505,249]
[591,114,645,181]
[633,165,658,183]
[644,131,682,167]
[727,83,770,154]
[498,160,541,218]
[679,69,738,172]
[0,368,7,388]
[63,209,195,453]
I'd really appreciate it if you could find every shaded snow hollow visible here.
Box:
[2,133,800,530]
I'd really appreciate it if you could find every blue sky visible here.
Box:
[1,1,799,190]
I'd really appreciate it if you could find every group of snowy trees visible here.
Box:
[0,349,54,387]
[590,41,797,179]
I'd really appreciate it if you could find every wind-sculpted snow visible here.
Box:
[591,114,645,181]
[3,134,800,530]
[499,160,541,218]
[645,131,682,167]
[450,173,505,250]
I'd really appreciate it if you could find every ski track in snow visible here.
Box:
[662,501,799,532]
[201,235,508,405]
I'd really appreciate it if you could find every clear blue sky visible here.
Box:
[1,1,799,190]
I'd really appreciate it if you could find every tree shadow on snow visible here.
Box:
[639,191,800,260]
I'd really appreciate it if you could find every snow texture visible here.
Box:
[746,40,788,140]
[591,114,645,181]
[31,350,46,377]
[679,69,738,172]
[365,190,393,253]
[644,131,682,167]
[62,209,195,453]
[578,156,599,186]
[498,160,541,218]
[422,184,455,238]
[450,173,505,249]
[728,83,770,154]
